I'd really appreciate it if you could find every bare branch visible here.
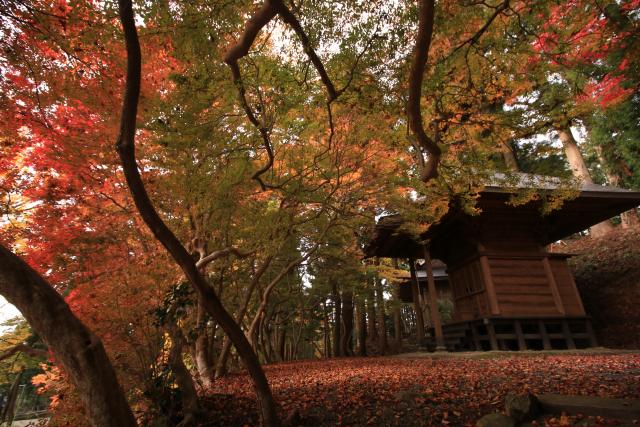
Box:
[0,343,47,362]
[196,247,255,270]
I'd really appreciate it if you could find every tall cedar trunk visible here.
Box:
[391,260,403,350]
[322,302,330,358]
[167,321,201,425]
[277,322,286,362]
[393,304,403,350]
[291,308,303,360]
[272,312,285,362]
[259,312,274,363]
[375,278,387,353]
[340,291,354,356]
[409,259,426,344]
[356,299,367,356]
[366,289,378,341]
[0,245,136,427]
[194,299,212,387]
[595,147,640,228]
[115,3,278,424]
[331,282,342,357]
[557,126,614,237]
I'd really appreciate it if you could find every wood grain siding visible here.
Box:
[448,259,489,321]
[446,251,587,322]
[548,258,586,316]
[488,257,563,317]
[479,256,500,315]
[542,256,566,315]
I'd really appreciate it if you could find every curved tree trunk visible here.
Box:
[115,2,278,425]
[557,127,614,238]
[0,245,136,427]
[595,147,640,229]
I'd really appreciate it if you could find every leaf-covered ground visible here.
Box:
[201,353,640,426]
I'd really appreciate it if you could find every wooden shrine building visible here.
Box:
[365,174,640,351]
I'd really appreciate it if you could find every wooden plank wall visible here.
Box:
[548,258,586,316]
[448,259,490,321]
[488,257,561,316]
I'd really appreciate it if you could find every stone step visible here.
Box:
[537,394,640,420]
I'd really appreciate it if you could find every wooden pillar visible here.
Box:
[409,259,426,344]
[538,320,551,350]
[486,320,499,350]
[422,245,446,351]
[585,319,598,348]
[514,320,527,351]
[470,322,481,351]
[562,320,576,350]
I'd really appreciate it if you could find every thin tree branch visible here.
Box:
[0,343,47,362]
[196,247,255,270]
[223,2,278,191]
[271,0,336,100]
[448,0,510,59]
[224,0,344,190]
